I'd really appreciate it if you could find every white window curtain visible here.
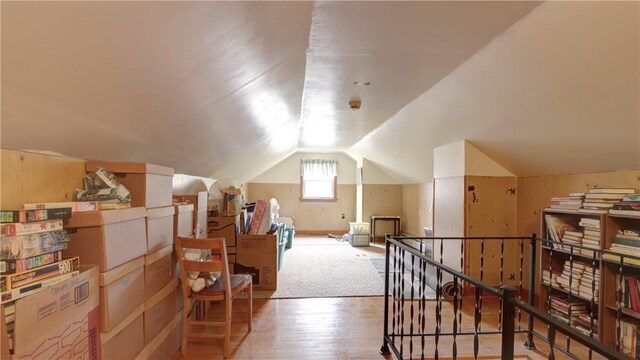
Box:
[300,159,338,179]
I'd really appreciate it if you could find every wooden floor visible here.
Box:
[172,295,606,360]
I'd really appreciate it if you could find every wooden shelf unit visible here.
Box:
[601,214,640,351]
[539,209,605,342]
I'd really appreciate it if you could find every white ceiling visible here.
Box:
[2,1,638,183]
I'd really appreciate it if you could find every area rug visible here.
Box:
[370,258,437,299]
[252,237,386,299]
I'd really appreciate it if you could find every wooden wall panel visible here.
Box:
[466,176,518,286]
[247,183,356,233]
[1,149,86,209]
[362,184,402,236]
[401,183,433,236]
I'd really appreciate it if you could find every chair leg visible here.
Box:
[181,308,189,356]
[247,285,253,332]
[224,298,231,358]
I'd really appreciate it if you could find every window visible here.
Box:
[300,159,337,201]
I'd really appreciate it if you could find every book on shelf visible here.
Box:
[578,208,609,214]
[613,201,640,211]
[619,318,640,358]
[0,219,64,237]
[545,214,579,243]
[0,208,72,224]
[609,209,640,217]
[585,193,627,200]
[579,217,601,229]
[623,194,640,202]
[614,237,640,247]
[23,201,101,212]
[611,243,640,255]
[603,252,640,265]
[589,188,636,194]
[583,202,616,208]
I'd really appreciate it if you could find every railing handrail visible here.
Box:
[385,235,502,297]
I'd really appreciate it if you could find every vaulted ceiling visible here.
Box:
[2,1,638,183]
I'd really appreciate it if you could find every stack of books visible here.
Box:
[556,261,584,293]
[573,313,598,337]
[581,222,602,257]
[578,268,600,300]
[0,207,79,303]
[603,229,640,265]
[582,188,636,214]
[619,318,640,358]
[549,295,588,324]
[550,193,584,210]
[542,269,560,288]
[610,193,640,217]
[561,230,583,250]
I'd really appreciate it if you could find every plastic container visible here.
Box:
[350,233,370,247]
[284,226,295,249]
[349,222,370,234]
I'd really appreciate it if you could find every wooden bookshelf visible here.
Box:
[601,214,640,351]
[539,209,605,342]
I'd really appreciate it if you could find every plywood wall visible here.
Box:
[1,149,86,209]
[401,183,433,236]
[362,184,402,237]
[247,183,356,233]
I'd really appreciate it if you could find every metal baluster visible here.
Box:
[473,285,480,360]
[518,238,524,331]
[400,246,406,358]
[548,325,556,360]
[588,251,597,360]
[567,247,574,352]
[499,238,504,331]
[479,238,485,332]
[381,239,392,356]
[459,238,464,336]
[616,257,624,352]
[435,238,443,359]
[453,276,459,360]
[547,243,554,337]
[393,244,399,348]
[421,243,427,360]
[410,253,415,359]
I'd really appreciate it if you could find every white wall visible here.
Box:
[250,151,357,184]
[433,141,465,178]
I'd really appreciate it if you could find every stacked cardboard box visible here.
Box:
[83,161,178,359]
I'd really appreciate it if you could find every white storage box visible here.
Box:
[349,222,370,235]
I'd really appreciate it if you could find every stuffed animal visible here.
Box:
[184,248,218,292]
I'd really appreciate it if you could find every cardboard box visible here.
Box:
[207,215,239,247]
[175,192,207,211]
[99,256,145,333]
[135,310,181,360]
[144,280,176,344]
[144,245,174,301]
[13,266,100,360]
[86,161,174,209]
[146,206,175,254]
[174,204,194,238]
[101,304,144,360]
[64,207,147,272]
[236,234,277,291]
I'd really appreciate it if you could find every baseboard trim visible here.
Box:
[295,230,348,235]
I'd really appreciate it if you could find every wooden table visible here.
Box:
[370,215,401,243]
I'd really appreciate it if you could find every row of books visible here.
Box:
[549,188,640,217]
[617,274,640,313]
[620,318,640,358]
[603,229,640,266]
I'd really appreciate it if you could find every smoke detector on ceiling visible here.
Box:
[348,99,361,110]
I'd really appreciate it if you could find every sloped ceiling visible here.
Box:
[2,2,638,183]
[349,1,640,183]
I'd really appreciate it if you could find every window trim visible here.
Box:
[299,175,338,202]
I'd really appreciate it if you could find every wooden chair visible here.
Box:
[174,236,253,358]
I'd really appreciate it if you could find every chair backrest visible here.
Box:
[174,237,231,298]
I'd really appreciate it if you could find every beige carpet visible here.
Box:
[253,235,386,299]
